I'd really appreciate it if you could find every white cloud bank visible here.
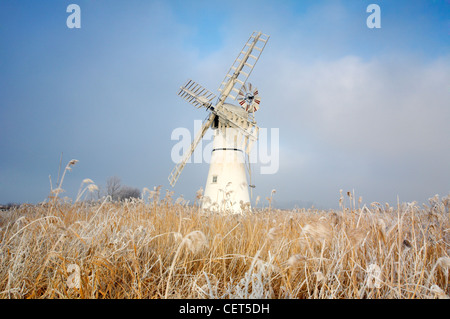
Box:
[251,52,450,207]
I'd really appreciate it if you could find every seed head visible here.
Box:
[183,231,208,254]
[314,271,325,282]
[51,188,65,195]
[302,222,332,243]
[366,263,382,288]
[268,226,282,241]
[87,184,98,192]
[173,232,183,242]
[437,257,450,270]
[196,187,203,200]
[287,254,306,268]
[255,195,261,207]
[430,285,450,299]
[65,159,79,171]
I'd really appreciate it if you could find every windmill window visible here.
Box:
[212,175,218,183]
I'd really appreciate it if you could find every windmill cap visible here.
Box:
[223,103,248,118]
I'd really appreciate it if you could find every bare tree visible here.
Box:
[117,186,141,201]
[106,176,121,201]
[106,176,141,201]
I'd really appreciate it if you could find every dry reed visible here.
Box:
[0,183,449,299]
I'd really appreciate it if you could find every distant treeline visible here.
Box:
[0,203,21,210]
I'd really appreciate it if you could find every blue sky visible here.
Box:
[0,0,449,208]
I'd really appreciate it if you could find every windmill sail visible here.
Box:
[217,31,270,101]
[210,31,268,144]
[178,79,216,109]
[168,113,216,187]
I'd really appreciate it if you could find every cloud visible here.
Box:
[267,54,450,155]
[252,51,450,207]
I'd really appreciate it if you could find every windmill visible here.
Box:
[168,31,270,213]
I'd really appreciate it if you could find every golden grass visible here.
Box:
[0,189,449,299]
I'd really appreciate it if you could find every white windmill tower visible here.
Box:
[168,31,270,213]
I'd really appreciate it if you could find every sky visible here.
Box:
[0,0,449,209]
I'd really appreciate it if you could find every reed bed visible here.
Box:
[0,187,449,299]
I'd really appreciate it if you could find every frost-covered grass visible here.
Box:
[0,188,449,299]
